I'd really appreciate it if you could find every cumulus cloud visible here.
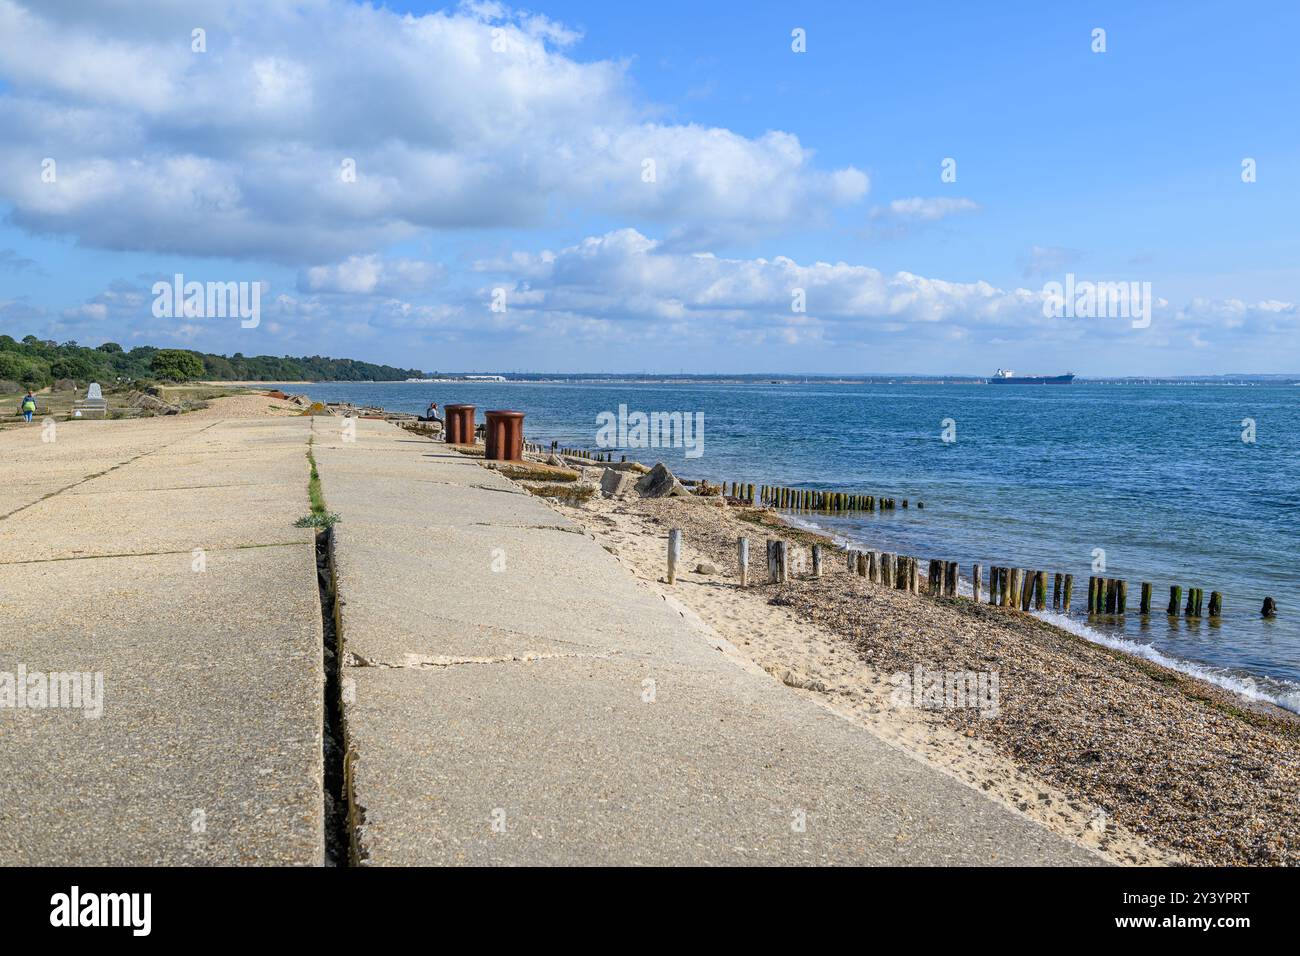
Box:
[299,255,445,295]
[0,0,867,263]
[470,228,1300,351]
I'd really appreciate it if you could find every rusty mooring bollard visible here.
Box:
[444,404,476,445]
[484,409,525,461]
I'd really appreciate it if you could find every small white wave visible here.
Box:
[782,515,1300,715]
[1038,609,1300,714]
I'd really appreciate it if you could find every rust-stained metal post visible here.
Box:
[484,409,525,461]
[444,404,475,445]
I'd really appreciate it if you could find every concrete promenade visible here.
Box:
[0,416,323,864]
[1,411,1101,865]
[317,420,1100,865]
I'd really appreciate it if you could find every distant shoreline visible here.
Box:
[240,375,1300,387]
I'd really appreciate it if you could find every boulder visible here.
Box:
[695,561,720,575]
[600,467,638,497]
[130,392,181,415]
[634,462,690,498]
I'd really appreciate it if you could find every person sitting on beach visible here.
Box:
[424,401,443,425]
[20,392,36,423]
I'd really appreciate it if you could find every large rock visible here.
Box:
[600,468,638,497]
[634,462,690,498]
[129,392,182,415]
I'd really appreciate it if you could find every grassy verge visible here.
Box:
[295,436,340,529]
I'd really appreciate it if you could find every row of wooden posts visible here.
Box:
[664,529,1256,618]
[525,440,621,462]
[518,447,917,514]
[723,482,917,513]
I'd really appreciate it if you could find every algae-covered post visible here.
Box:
[1052,572,1062,610]
[1209,591,1222,618]
[1140,582,1152,615]
[1262,596,1278,618]
[1063,573,1073,612]
[1169,585,1183,616]
[667,529,683,585]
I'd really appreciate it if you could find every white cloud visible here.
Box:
[299,255,445,295]
[471,228,1300,350]
[870,196,980,223]
[0,0,867,262]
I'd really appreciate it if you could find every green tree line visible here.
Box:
[0,335,423,386]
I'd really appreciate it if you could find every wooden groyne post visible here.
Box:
[1140,582,1152,615]
[737,537,749,588]
[1168,585,1182,616]
[972,563,982,603]
[1062,574,1073,612]
[1262,597,1277,618]
[811,544,824,579]
[667,529,682,585]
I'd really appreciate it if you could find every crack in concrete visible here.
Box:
[469,521,588,536]
[0,421,223,523]
[0,541,304,566]
[345,649,619,670]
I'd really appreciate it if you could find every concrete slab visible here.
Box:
[0,546,323,865]
[345,656,1092,865]
[317,420,1102,866]
[0,483,312,562]
[0,414,325,866]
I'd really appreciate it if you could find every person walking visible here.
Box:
[20,391,36,423]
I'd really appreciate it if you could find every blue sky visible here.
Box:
[0,0,1297,374]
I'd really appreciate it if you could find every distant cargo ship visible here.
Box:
[989,369,1075,385]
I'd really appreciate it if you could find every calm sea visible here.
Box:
[278,380,1300,711]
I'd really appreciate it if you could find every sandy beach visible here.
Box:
[489,452,1300,867]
